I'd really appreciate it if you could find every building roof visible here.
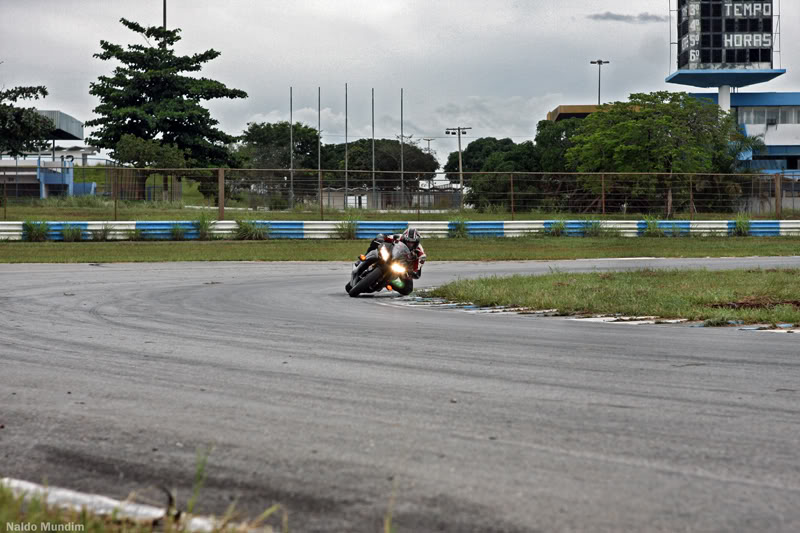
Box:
[36,110,84,140]
[689,92,800,106]
[666,69,786,88]
[547,105,600,122]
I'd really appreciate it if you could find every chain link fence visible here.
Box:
[3,167,798,220]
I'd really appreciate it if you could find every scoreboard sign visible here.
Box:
[678,0,774,70]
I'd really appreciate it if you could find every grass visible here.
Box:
[426,268,800,326]
[5,203,800,222]
[0,236,799,263]
[0,456,289,533]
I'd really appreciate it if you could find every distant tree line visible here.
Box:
[4,18,763,212]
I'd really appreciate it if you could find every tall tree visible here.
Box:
[443,137,516,185]
[86,18,247,168]
[0,86,53,156]
[235,121,319,169]
[322,137,439,190]
[566,91,762,215]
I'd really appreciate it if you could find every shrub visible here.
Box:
[235,220,268,240]
[126,228,145,241]
[733,213,751,237]
[448,216,469,238]
[193,212,214,241]
[90,224,112,241]
[170,224,186,241]
[642,216,665,237]
[334,213,358,240]
[22,220,50,242]
[546,219,567,237]
[61,224,83,242]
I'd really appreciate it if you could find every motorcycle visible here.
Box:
[346,241,416,297]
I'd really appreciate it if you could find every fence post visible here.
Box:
[218,168,225,221]
[318,168,323,221]
[510,173,515,221]
[601,174,606,215]
[113,169,118,221]
[775,172,782,220]
[689,175,694,220]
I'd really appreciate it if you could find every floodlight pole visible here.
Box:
[423,138,435,154]
[590,59,610,105]
[446,127,471,210]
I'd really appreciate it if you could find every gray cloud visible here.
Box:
[587,12,669,24]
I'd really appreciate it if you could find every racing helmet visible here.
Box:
[401,228,420,250]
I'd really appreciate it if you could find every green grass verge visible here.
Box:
[427,269,800,325]
[0,237,799,263]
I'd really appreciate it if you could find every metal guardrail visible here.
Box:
[2,220,800,241]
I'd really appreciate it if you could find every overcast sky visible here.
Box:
[2,0,797,161]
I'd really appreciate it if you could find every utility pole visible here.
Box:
[289,86,293,208]
[400,88,404,206]
[372,88,376,209]
[161,0,167,49]
[345,83,348,209]
[590,59,610,105]
[445,126,471,210]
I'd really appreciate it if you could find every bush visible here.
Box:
[235,220,268,240]
[90,224,112,241]
[546,219,567,237]
[170,224,186,241]
[22,220,50,242]
[733,213,751,237]
[642,216,665,237]
[334,214,358,240]
[61,224,83,242]
[268,194,289,211]
[583,220,622,238]
[126,228,145,241]
[193,212,214,241]
[448,216,469,238]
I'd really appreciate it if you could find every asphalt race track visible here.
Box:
[2,257,800,532]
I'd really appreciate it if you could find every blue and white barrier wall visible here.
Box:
[1,220,799,241]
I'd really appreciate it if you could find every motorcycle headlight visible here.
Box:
[390,263,406,274]
[380,246,390,262]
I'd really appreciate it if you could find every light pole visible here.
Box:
[590,59,610,105]
[445,127,471,210]
[423,138,435,155]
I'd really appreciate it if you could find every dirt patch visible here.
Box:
[711,297,800,310]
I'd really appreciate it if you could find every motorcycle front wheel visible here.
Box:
[348,267,384,297]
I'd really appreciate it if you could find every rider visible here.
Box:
[363,228,426,280]
[349,228,426,295]
[356,228,428,279]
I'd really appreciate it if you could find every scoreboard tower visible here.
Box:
[667,0,785,111]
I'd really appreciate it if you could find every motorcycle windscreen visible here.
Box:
[391,242,415,265]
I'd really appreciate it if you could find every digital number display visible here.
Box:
[678,0,773,70]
